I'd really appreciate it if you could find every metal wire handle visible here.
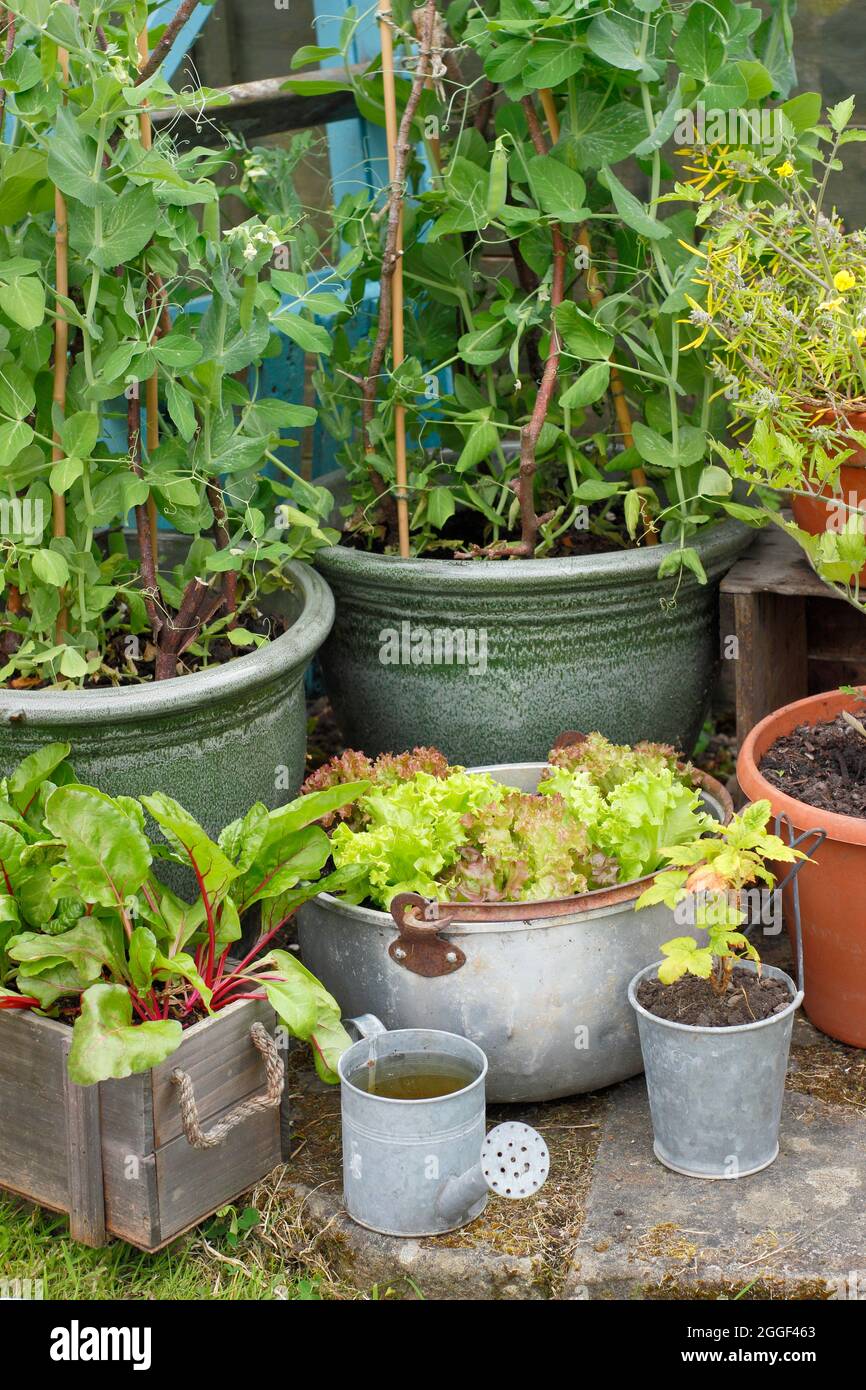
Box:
[771,814,828,996]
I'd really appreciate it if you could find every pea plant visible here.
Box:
[292,0,798,575]
[0,741,370,1083]
[0,0,345,689]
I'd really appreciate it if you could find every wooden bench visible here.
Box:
[720,525,866,746]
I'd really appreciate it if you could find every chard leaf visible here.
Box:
[68,983,182,1084]
[8,917,127,982]
[140,794,239,904]
[258,949,351,1083]
[235,824,331,910]
[44,785,151,908]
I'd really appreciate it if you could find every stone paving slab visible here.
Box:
[279,1180,550,1299]
[564,1079,866,1301]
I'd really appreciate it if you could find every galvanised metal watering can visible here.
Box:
[339,1016,549,1237]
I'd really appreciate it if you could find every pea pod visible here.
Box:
[486,138,508,222]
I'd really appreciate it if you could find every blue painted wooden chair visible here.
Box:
[3,2,397,480]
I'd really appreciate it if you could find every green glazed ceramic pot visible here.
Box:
[315,520,750,764]
[0,561,334,837]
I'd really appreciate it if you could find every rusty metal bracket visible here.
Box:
[388,893,466,977]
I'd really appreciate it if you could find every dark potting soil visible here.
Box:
[340,505,633,560]
[759,714,866,818]
[636,966,793,1028]
[3,602,288,690]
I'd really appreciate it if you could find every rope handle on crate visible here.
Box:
[771,815,828,996]
[171,1022,284,1151]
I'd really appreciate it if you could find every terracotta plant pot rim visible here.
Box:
[794,400,866,421]
[738,686,866,846]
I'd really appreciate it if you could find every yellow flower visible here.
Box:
[775,161,795,178]
[834,269,857,293]
[679,290,715,351]
[855,328,866,347]
[819,298,844,312]
[674,144,757,200]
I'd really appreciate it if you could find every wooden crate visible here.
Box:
[720,526,866,747]
[0,998,289,1251]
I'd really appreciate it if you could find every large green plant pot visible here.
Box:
[0,561,333,836]
[315,521,750,763]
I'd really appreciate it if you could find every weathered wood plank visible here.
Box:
[150,998,278,1147]
[63,1055,106,1248]
[100,1143,161,1250]
[722,525,842,600]
[99,1069,153,1155]
[155,1103,281,1244]
[0,1012,70,1209]
[733,591,808,747]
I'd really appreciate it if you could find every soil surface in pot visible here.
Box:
[340,505,633,559]
[637,967,793,1028]
[2,600,289,690]
[759,714,866,818]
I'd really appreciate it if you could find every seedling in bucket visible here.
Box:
[629,803,821,1178]
[339,1018,549,1236]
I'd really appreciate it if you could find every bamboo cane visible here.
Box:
[52,26,70,638]
[377,0,410,558]
[138,27,160,569]
[538,88,658,544]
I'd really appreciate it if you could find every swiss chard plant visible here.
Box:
[0,0,343,689]
[302,732,714,908]
[0,741,370,1084]
[635,798,803,992]
[291,0,799,577]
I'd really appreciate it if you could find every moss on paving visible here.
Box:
[279,1049,602,1297]
[787,1035,866,1113]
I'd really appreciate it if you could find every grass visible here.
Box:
[0,1195,329,1301]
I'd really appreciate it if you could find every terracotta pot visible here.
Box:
[738,687,866,1048]
[789,410,866,582]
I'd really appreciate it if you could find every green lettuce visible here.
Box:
[321,733,716,908]
[540,758,712,884]
[330,769,505,907]
[442,790,597,903]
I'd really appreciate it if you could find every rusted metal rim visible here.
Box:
[388,765,733,926]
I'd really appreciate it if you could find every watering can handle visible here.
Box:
[343,1014,387,1041]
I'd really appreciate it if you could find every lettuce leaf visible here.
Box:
[330,770,505,908]
[327,735,714,907]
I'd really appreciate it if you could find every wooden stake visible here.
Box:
[138,27,160,569]
[377,0,410,558]
[538,88,658,544]
[412,7,441,172]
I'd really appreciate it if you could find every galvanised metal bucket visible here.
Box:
[628,961,802,1179]
[299,762,732,1104]
[338,1018,490,1236]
